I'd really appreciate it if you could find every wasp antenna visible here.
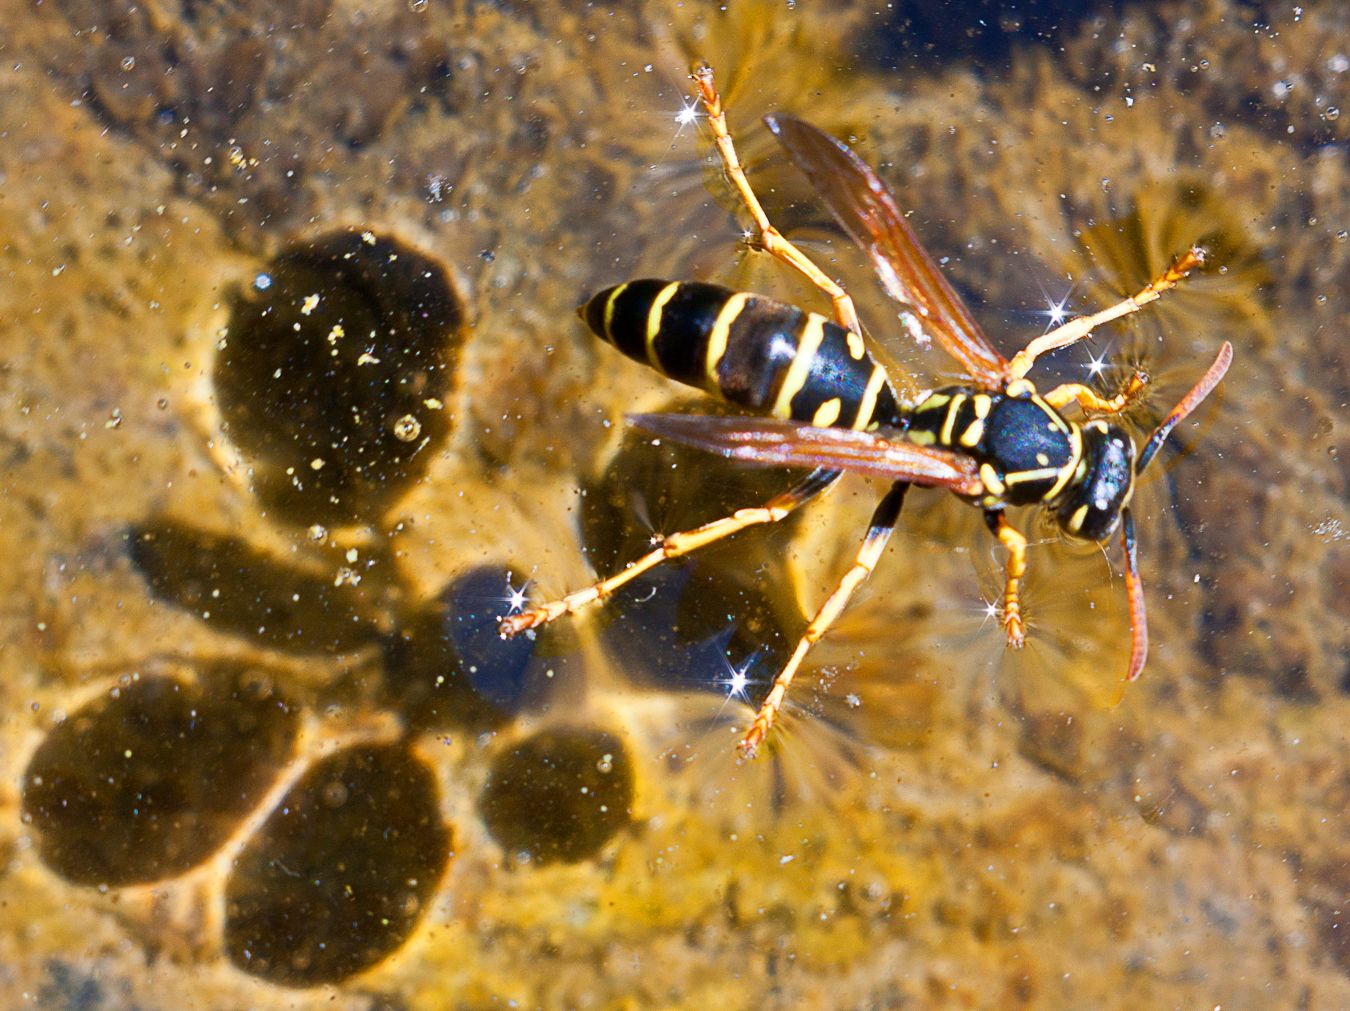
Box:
[1137,341,1233,473]
[1121,508,1148,683]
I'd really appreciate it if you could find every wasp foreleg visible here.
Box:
[1008,248,1204,380]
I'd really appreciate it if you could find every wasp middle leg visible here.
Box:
[741,482,907,757]
[692,62,863,337]
[500,467,841,637]
[1007,248,1205,380]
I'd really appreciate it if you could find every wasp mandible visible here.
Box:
[502,63,1232,757]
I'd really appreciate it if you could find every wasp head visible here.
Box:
[1056,420,1136,542]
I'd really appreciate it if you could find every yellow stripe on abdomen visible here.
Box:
[644,282,681,369]
[771,314,827,419]
[704,292,751,387]
[812,398,842,427]
[852,365,889,430]
[602,282,628,341]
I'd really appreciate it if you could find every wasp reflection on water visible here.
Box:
[502,62,1232,757]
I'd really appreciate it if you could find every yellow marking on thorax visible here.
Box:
[940,393,966,445]
[980,463,1005,495]
[645,282,681,368]
[1044,423,1084,502]
[771,314,827,418]
[812,398,842,427]
[1068,503,1089,533]
[851,365,889,431]
[845,328,867,360]
[909,428,937,447]
[1038,397,1071,435]
[917,392,950,412]
[603,282,628,339]
[704,292,750,386]
[1005,378,1034,398]
[956,393,993,446]
[1003,466,1062,486]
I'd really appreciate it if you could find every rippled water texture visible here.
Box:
[1,1,1347,1007]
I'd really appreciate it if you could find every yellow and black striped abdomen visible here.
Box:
[580,279,901,430]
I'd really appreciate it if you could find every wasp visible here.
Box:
[502,63,1232,757]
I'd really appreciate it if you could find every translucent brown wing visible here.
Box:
[765,113,1009,389]
[629,414,982,495]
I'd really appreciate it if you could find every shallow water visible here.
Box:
[1,1,1347,1008]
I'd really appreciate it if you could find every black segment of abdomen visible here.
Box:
[785,322,880,426]
[581,280,722,391]
[581,280,808,411]
[714,299,806,411]
[582,280,671,361]
[650,281,732,387]
[581,280,896,429]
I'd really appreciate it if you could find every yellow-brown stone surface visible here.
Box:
[1,1,1347,1007]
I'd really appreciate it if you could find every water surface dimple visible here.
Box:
[214,230,463,525]
[223,742,451,987]
[479,726,634,865]
[23,667,299,886]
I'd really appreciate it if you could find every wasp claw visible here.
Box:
[498,613,537,638]
[738,726,764,759]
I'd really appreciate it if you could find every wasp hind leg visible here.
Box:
[499,468,841,637]
[691,62,863,336]
[984,510,1029,648]
[741,482,907,757]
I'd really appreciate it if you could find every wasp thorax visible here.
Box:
[1056,421,1136,542]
